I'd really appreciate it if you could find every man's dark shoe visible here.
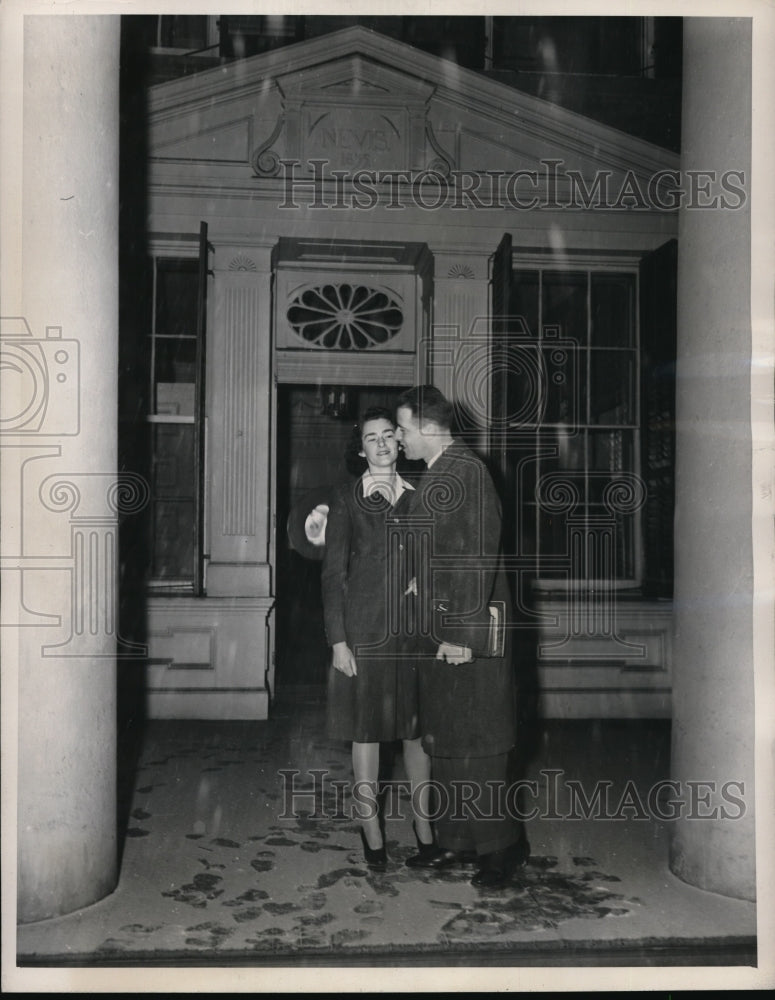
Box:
[512,834,531,868]
[471,865,510,889]
[471,840,530,889]
[406,846,459,869]
[406,845,477,869]
[405,821,479,869]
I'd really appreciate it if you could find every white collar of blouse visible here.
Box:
[361,471,414,503]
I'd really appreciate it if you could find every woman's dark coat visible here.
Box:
[321,478,418,742]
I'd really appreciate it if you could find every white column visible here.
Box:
[206,245,274,596]
[670,18,755,900]
[12,15,121,922]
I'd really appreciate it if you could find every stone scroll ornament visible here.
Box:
[251,115,285,178]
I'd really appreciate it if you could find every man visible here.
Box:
[394,384,529,889]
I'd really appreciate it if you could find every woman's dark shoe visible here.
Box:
[359,827,387,871]
[405,822,441,868]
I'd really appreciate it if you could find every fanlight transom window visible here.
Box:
[286,283,404,350]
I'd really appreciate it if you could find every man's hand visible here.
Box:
[435,642,473,664]
[404,576,418,596]
[332,641,358,676]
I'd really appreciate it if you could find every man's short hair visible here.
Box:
[396,385,454,431]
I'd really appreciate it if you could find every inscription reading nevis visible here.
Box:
[304,108,406,172]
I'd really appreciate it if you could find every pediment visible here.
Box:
[278,53,435,107]
[154,116,254,163]
[149,25,679,189]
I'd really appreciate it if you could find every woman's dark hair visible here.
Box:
[344,406,395,475]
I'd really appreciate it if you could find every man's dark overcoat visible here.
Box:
[404,439,517,758]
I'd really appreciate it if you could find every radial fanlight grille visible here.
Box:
[286,283,404,350]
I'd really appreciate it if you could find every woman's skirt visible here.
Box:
[326,635,419,743]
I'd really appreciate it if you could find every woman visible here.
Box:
[321,407,433,869]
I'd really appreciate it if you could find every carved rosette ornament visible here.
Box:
[228,255,258,272]
[286,283,404,350]
[447,263,476,279]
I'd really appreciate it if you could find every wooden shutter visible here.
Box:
[639,239,677,598]
[194,221,212,595]
[489,232,513,480]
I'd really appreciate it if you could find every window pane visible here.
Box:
[519,504,539,556]
[591,274,635,347]
[542,345,586,424]
[542,272,587,346]
[151,424,196,580]
[589,429,635,483]
[537,508,570,565]
[588,430,638,581]
[540,427,587,474]
[504,265,642,586]
[510,270,539,338]
[155,259,199,337]
[589,349,636,424]
[501,342,544,427]
[159,15,209,50]
[513,451,538,558]
[581,506,637,580]
[492,16,643,76]
[153,337,196,416]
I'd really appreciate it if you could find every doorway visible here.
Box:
[273,384,419,691]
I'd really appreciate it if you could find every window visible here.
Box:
[156,16,215,52]
[218,15,305,59]
[491,16,647,77]
[146,226,210,593]
[494,256,644,589]
[216,15,484,69]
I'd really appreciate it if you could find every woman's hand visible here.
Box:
[332,641,358,677]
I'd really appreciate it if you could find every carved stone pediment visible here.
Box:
[253,53,446,177]
[149,25,679,192]
[278,53,435,106]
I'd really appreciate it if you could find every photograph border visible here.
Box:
[2,0,773,993]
